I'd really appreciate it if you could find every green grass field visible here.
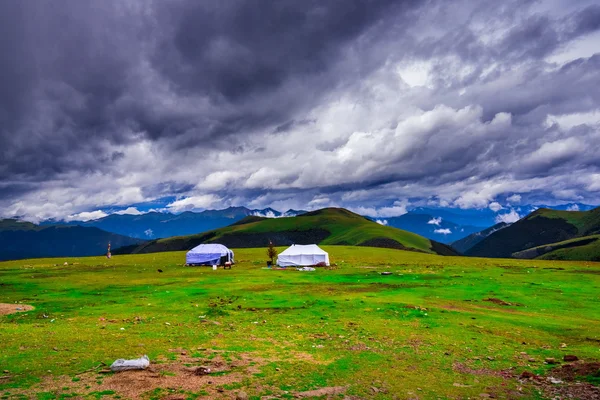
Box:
[1,247,599,399]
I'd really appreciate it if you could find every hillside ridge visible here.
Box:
[466,206,600,259]
[121,207,458,256]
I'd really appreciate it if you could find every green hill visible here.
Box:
[122,208,458,256]
[513,234,600,261]
[466,207,600,259]
[0,219,41,231]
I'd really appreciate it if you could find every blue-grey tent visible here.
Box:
[186,244,234,266]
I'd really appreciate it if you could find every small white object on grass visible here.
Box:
[110,355,150,372]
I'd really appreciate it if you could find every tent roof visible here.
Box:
[279,244,327,255]
[187,243,232,254]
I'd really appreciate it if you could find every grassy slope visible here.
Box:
[1,248,599,399]
[466,207,600,259]
[237,208,431,248]
[528,207,600,235]
[0,219,41,231]
[132,208,444,255]
[513,235,600,261]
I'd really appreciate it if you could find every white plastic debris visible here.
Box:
[548,377,563,384]
[110,355,150,372]
[296,267,316,271]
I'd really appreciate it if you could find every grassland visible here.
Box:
[1,247,599,399]
[512,235,600,261]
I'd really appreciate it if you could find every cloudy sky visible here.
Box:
[1,0,600,222]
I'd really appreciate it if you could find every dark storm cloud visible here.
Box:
[2,0,600,220]
[0,0,142,187]
[568,4,600,36]
[155,1,401,102]
[140,181,196,199]
[0,0,413,198]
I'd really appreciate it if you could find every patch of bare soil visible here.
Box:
[295,385,347,398]
[550,361,600,381]
[13,349,336,399]
[452,362,513,378]
[0,303,34,315]
[288,351,333,365]
[19,352,271,399]
[483,298,523,306]
[519,362,600,399]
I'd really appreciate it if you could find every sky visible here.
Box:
[1,0,600,223]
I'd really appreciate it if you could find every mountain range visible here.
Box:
[0,219,144,261]
[119,208,458,256]
[41,207,306,239]
[2,203,600,262]
[34,203,596,245]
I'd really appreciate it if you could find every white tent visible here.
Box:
[276,244,330,267]
[186,243,234,266]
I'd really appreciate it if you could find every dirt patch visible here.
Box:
[536,382,600,399]
[0,303,34,315]
[97,364,244,399]
[549,361,600,381]
[452,362,512,378]
[295,385,347,398]
[572,269,600,275]
[519,362,600,400]
[18,352,271,399]
[288,351,334,365]
[483,298,523,306]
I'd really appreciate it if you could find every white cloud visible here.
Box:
[65,210,108,222]
[566,204,579,211]
[144,228,154,237]
[114,207,143,215]
[427,217,442,226]
[552,189,583,200]
[488,202,503,212]
[546,31,600,66]
[252,210,281,218]
[521,137,585,170]
[434,228,452,235]
[396,60,433,88]
[375,219,388,225]
[166,195,221,213]
[495,209,521,224]
[506,194,521,203]
[588,174,600,191]
[198,171,244,191]
[307,196,333,207]
[350,201,408,218]
[545,110,600,129]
